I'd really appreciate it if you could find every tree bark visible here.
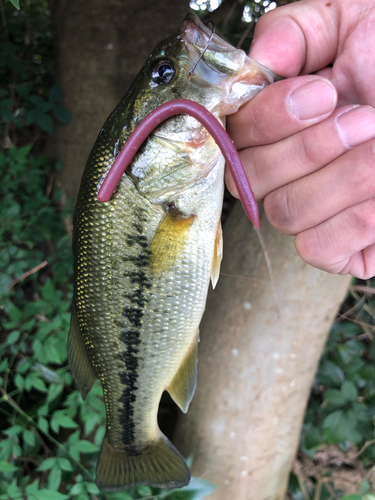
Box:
[174,203,351,500]
[48,0,190,200]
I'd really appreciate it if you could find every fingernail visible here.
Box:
[336,106,375,148]
[289,80,336,120]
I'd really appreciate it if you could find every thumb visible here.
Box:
[249,0,340,77]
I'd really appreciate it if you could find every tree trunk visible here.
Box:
[48,0,190,200]
[174,203,351,500]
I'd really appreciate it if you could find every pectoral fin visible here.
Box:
[166,333,198,413]
[150,203,195,273]
[211,221,223,289]
[67,305,97,400]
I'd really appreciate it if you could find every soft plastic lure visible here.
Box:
[97,99,259,228]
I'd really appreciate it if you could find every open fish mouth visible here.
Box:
[181,13,280,115]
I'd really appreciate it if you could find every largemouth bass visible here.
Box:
[68,12,277,491]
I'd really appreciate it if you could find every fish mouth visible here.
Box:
[179,12,281,116]
[180,12,244,77]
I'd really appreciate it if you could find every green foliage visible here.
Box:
[288,279,375,499]
[301,311,375,459]
[1,0,71,144]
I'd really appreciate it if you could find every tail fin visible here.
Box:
[96,432,191,491]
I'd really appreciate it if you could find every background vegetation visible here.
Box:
[1,0,375,499]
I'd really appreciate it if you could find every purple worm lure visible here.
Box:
[97,98,259,228]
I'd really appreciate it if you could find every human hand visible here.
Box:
[226,0,375,279]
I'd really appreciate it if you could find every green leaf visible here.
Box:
[174,477,216,500]
[57,458,73,472]
[324,388,346,407]
[51,412,78,433]
[3,425,23,436]
[49,86,64,103]
[319,360,344,388]
[137,485,152,496]
[31,490,69,500]
[304,426,321,449]
[86,483,100,494]
[23,429,36,447]
[32,377,48,393]
[9,0,20,9]
[16,83,31,97]
[75,440,99,453]
[341,380,358,402]
[37,416,49,434]
[26,479,39,494]
[57,415,78,429]
[52,105,71,124]
[323,409,358,444]
[69,483,83,495]
[358,364,375,380]
[341,496,362,500]
[35,112,53,134]
[14,373,25,389]
[6,329,21,345]
[0,461,18,472]
[37,458,57,471]
[105,493,133,500]
[7,478,22,498]
[36,101,52,113]
[48,466,62,491]
[47,383,63,403]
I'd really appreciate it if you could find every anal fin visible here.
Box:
[166,332,198,413]
[211,221,223,289]
[67,305,97,400]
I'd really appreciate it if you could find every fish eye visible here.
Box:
[150,59,176,85]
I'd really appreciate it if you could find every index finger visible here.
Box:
[249,0,340,76]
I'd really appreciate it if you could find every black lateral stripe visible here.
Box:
[118,207,152,446]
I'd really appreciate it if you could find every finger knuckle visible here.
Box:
[349,198,375,235]
[264,187,296,234]
[297,132,320,170]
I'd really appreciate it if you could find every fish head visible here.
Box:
[128,12,278,125]
[114,13,279,199]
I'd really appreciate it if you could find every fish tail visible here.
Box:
[96,432,191,491]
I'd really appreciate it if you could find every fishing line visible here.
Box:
[188,19,215,76]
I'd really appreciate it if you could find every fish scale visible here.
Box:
[68,12,278,491]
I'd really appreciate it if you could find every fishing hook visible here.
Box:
[188,19,215,76]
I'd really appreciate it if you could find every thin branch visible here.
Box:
[353,439,375,460]
[237,20,255,49]
[351,285,375,295]
[7,260,48,291]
